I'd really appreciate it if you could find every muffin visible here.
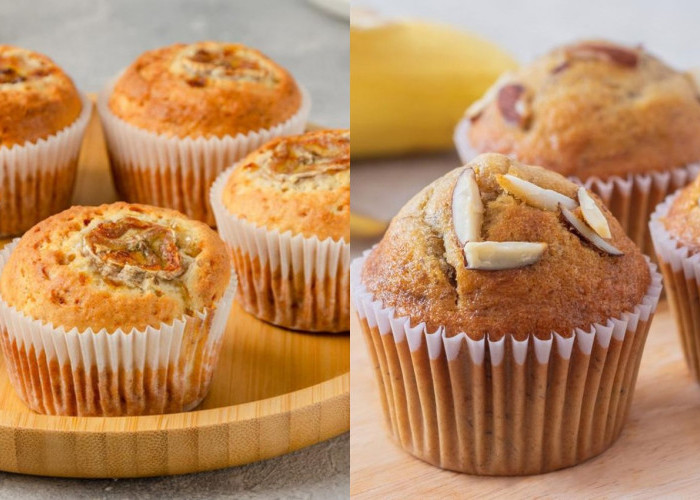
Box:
[0,202,236,416]
[352,153,662,475]
[0,45,91,236]
[650,177,700,382]
[211,129,349,332]
[98,41,311,225]
[454,39,700,255]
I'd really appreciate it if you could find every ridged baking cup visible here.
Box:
[97,80,311,226]
[0,93,91,237]
[352,249,662,475]
[650,192,700,382]
[210,166,349,333]
[454,117,700,256]
[0,240,237,417]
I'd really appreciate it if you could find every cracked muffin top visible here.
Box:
[0,202,231,332]
[109,41,302,138]
[661,175,700,252]
[221,129,350,242]
[465,39,700,180]
[361,153,650,340]
[0,45,82,148]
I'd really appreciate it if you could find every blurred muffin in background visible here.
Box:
[456,39,700,255]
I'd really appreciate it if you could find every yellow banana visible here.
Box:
[351,17,517,158]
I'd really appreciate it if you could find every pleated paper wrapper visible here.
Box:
[650,192,700,382]
[351,249,662,475]
[454,117,700,257]
[97,80,311,226]
[0,93,92,236]
[211,167,349,332]
[0,240,238,417]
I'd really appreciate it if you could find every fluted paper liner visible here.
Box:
[97,78,311,226]
[210,166,349,332]
[0,240,238,416]
[351,249,662,475]
[454,117,700,256]
[0,93,92,236]
[650,193,700,381]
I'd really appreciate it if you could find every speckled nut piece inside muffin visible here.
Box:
[353,153,662,475]
[456,39,700,254]
[99,41,310,225]
[0,45,91,236]
[0,202,236,416]
[212,129,350,332]
[650,177,700,383]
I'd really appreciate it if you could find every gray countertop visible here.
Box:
[0,0,349,498]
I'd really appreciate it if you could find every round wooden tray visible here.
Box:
[0,99,349,478]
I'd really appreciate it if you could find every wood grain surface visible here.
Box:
[0,98,350,478]
[350,300,700,498]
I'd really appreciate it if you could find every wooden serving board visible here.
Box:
[350,301,700,498]
[0,98,349,478]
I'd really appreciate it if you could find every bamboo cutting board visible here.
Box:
[350,301,700,498]
[0,99,349,478]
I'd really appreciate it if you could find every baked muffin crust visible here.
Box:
[109,41,302,138]
[0,45,82,148]
[0,202,231,332]
[467,40,700,180]
[221,129,350,241]
[362,153,650,340]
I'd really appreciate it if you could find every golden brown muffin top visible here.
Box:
[466,40,700,180]
[0,202,231,332]
[662,175,700,252]
[222,129,349,242]
[0,45,82,148]
[108,41,302,138]
[362,153,650,340]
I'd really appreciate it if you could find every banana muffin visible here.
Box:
[0,45,90,235]
[456,39,700,254]
[353,153,661,475]
[212,129,349,332]
[99,41,310,225]
[651,176,700,383]
[0,202,236,416]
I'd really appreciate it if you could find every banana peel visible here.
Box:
[351,18,517,158]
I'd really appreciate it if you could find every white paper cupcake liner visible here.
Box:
[0,93,92,236]
[649,192,700,381]
[0,240,237,417]
[97,78,311,226]
[454,117,700,256]
[351,248,662,475]
[210,166,349,332]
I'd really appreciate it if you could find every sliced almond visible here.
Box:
[465,72,513,121]
[464,241,547,270]
[497,174,577,211]
[451,168,484,246]
[577,187,611,239]
[560,204,623,256]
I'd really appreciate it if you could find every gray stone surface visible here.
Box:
[0,434,349,499]
[0,0,348,498]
